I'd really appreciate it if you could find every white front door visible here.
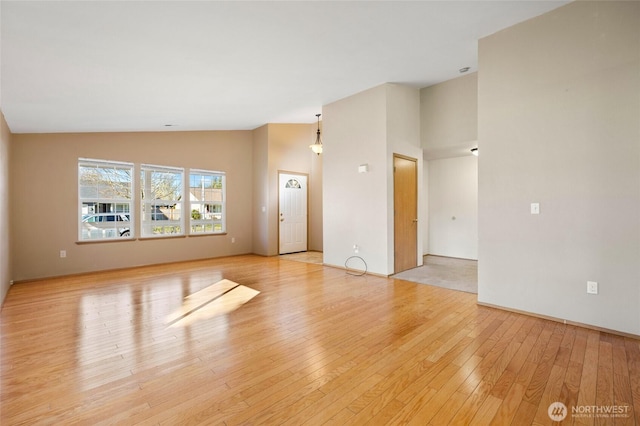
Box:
[279,173,308,254]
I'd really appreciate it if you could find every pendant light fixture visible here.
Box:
[310,113,323,155]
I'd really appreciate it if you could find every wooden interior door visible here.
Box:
[394,155,418,273]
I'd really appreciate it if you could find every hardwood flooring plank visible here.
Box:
[448,380,494,425]
[558,327,587,411]
[532,363,568,424]
[555,325,577,368]
[609,335,634,426]
[489,383,526,426]
[468,394,503,426]
[595,336,614,426]
[278,309,466,425]
[342,309,485,420]
[559,360,584,422]
[428,389,469,426]
[294,373,386,426]
[574,330,601,426]
[512,399,539,426]
[407,354,483,425]
[624,338,640,423]
[0,255,638,425]
[523,323,565,405]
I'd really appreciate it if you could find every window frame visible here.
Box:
[78,158,134,242]
[188,169,226,235]
[140,164,185,238]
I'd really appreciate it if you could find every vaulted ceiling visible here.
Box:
[1,1,568,133]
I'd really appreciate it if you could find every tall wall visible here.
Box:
[0,112,11,306]
[421,72,478,159]
[252,123,322,257]
[11,131,254,281]
[0,4,8,306]
[324,85,389,274]
[252,125,269,256]
[420,73,478,259]
[309,127,323,253]
[267,123,322,255]
[428,156,478,259]
[478,1,640,335]
[323,83,421,276]
[386,84,423,272]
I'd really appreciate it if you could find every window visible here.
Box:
[141,165,184,237]
[78,159,133,241]
[285,179,301,189]
[78,159,226,241]
[189,170,226,234]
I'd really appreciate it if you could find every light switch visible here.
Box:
[530,203,540,215]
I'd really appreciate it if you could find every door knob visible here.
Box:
[280,218,284,222]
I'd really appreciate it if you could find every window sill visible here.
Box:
[76,233,228,244]
[76,238,135,245]
[138,235,187,241]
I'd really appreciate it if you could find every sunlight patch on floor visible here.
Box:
[167,279,260,327]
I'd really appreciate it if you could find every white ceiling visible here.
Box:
[1,1,569,134]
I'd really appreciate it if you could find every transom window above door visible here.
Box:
[285,179,301,189]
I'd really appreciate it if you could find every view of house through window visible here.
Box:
[189,170,226,234]
[141,165,184,237]
[78,159,134,241]
[79,159,226,240]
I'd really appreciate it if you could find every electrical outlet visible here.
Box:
[60,250,67,258]
[353,244,359,254]
[587,281,598,295]
[231,237,235,243]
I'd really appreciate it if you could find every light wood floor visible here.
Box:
[1,255,638,425]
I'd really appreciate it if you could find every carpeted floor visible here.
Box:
[392,255,478,294]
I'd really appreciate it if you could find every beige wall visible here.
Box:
[478,1,640,335]
[420,73,479,259]
[0,112,11,306]
[252,123,322,257]
[267,123,322,255]
[252,125,269,256]
[324,85,388,274]
[309,128,323,253]
[11,131,254,281]
[421,72,478,159]
[8,122,324,281]
[323,83,421,275]
[385,84,423,272]
[428,156,478,260]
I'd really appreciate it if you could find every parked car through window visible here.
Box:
[81,213,131,239]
